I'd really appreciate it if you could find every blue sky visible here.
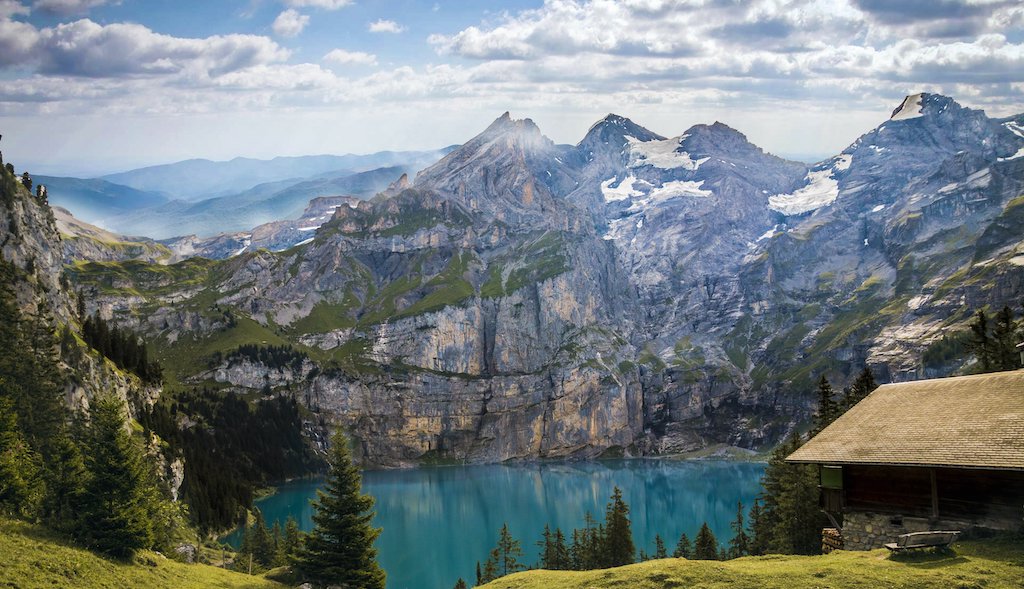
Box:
[2,0,1023,176]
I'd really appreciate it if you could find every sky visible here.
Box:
[1,0,1023,176]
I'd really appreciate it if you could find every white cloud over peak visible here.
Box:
[323,48,377,66]
[368,19,405,33]
[272,9,309,38]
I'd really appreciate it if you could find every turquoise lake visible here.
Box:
[228,460,766,589]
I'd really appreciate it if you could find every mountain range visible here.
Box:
[40,148,454,239]
[64,93,1024,465]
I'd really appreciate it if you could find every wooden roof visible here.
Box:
[787,370,1024,471]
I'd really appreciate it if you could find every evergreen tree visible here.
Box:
[992,306,1020,371]
[80,395,153,558]
[693,522,719,560]
[0,394,43,517]
[538,524,556,569]
[294,430,384,589]
[653,533,667,559]
[747,499,768,556]
[727,501,749,558]
[42,430,87,531]
[811,375,837,433]
[475,561,482,586]
[968,309,994,372]
[601,486,634,567]
[842,367,878,412]
[672,532,692,559]
[551,527,570,570]
[251,509,273,566]
[282,516,302,559]
[480,548,500,584]
[490,522,524,577]
[453,579,468,589]
[758,431,828,555]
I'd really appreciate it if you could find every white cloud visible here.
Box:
[284,0,351,9]
[272,9,309,38]
[0,17,290,77]
[1,0,28,18]
[33,0,113,15]
[323,48,377,66]
[368,19,405,33]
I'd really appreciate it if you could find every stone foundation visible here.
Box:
[841,512,967,550]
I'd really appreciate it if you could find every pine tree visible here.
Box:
[654,533,667,559]
[475,561,482,586]
[842,367,878,412]
[968,309,994,372]
[294,430,384,589]
[693,522,719,560]
[80,395,153,558]
[727,501,749,558]
[759,431,827,555]
[0,394,43,517]
[251,509,273,566]
[538,524,556,569]
[42,430,87,531]
[551,527,570,570]
[453,579,468,589]
[747,499,768,556]
[672,532,692,558]
[282,516,302,558]
[992,306,1020,371]
[811,375,837,433]
[491,523,524,577]
[601,486,634,567]
[481,548,500,584]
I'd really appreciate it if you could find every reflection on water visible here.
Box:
[226,459,765,589]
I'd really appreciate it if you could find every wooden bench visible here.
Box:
[884,531,960,552]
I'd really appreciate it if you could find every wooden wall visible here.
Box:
[843,465,1024,528]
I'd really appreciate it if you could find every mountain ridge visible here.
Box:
[62,93,1024,464]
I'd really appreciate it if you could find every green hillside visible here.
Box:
[0,518,286,589]
[481,538,1024,589]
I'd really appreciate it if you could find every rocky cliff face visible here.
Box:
[67,94,1024,465]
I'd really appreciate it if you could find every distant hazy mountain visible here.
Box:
[100,149,456,201]
[106,165,411,239]
[35,176,168,227]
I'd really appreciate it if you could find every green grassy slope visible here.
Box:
[0,518,286,589]
[482,539,1024,589]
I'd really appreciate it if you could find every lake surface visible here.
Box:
[227,460,766,589]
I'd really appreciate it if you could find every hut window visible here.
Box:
[821,466,843,490]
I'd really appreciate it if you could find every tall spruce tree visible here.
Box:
[992,306,1020,371]
[294,430,385,589]
[0,394,43,517]
[727,501,749,558]
[489,523,524,577]
[653,534,668,559]
[672,532,692,558]
[80,395,153,558]
[551,528,570,570]
[42,430,87,531]
[969,309,994,372]
[746,499,768,556]
[812,375,837,433]
[453,579,468,589]
[601,487,635,567]
[693,523,719,560]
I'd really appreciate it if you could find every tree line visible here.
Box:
[80,310,163,384]
[141,387,323,533]
[208,343,309,373]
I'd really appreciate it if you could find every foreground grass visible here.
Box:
[0,518,286,589]
[482,538,1024,589]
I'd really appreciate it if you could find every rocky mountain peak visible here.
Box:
[889,92,961,122]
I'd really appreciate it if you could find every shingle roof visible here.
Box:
[787,370,1024,470]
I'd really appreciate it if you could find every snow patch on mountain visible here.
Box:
[768,163,842,216]
[891,93,924,121]
[601,175,645,202]
[998,122,1024,161]
[627,135,709,171]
